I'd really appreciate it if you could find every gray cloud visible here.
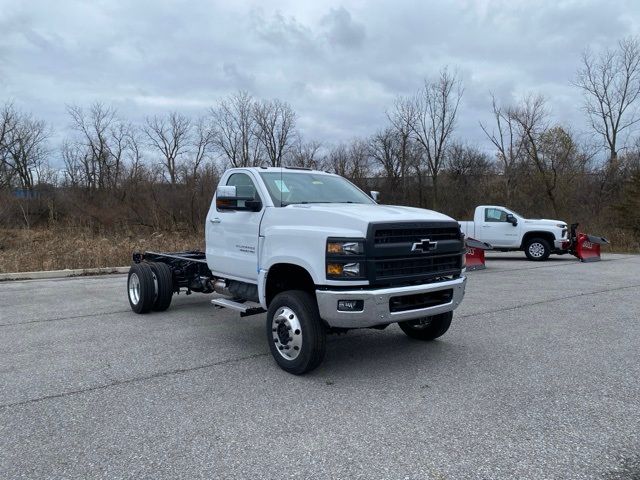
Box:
[320,7,365,49]
[1,0,639,164]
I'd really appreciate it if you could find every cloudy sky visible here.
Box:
[1,0,639,160]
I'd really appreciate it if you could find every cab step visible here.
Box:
[211,297,266,317]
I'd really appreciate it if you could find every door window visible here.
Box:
[223,173,261,209]
[485,208,508,222]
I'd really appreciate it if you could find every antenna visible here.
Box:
[280,162,283,207]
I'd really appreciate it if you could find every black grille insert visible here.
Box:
[374,255,460,280]
[374,226,460,245]
[389,289,453,312]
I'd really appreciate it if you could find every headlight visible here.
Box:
[326,238,366,280]
[327,262,362,277]
[556,224,567,229]
[327,240,364,255]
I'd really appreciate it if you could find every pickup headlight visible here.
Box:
[326,237,366,280]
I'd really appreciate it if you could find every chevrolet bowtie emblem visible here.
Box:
[411,238,437,253]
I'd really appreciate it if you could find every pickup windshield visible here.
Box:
[259,171,375,207]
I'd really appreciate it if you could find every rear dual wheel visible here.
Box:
[127,262,174,314]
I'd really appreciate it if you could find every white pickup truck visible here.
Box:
[459,205,569,261]
[126,167,467,374]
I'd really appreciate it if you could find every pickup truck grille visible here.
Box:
[366,221,464,287]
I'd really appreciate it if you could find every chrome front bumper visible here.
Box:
[315,277,466,329]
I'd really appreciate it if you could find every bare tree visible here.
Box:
[0,103,18,189]
[254,99,297,167]
[210,91,261,167]
[387,96,420,204]
[67,103,119,191]
[511,95,562,215]
[410,68,463,208]
[480,94,526,204]
[288,139,322,169]
[188,116,215,179]
[325,139,371,183]
[143,112,191,185]
[575,37,640,163]
[4,114,50,190]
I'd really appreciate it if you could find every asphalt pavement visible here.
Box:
[1,252,639,479]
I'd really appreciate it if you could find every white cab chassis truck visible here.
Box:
[459,205,569,261]
[127,167,467,374]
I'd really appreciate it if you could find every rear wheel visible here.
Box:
[266,290,326,375]
[127,263,155,314]
[398,311,452,341]
[524,237,551,261]
[148,262,174,311]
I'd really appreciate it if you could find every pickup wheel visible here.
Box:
[148,262,174,311]
[266,290,326,375]
[398,311,452,341]
[524,237,551,261]
[127,263,155,314]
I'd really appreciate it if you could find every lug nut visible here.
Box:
[289,315,294,319]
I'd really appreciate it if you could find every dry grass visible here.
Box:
[0,225,637,274]
[0,228,204,273]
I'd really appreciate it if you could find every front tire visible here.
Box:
[524,237,551,261]
[398,311,452,341]
[127,263,155,314]
[266,290,326,375]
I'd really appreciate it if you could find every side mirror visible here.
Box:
[216,185,261,211]
[370,191,380,202]
[506,213,518,226]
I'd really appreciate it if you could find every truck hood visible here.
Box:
[287,203,455,223]
[523,218,566,227]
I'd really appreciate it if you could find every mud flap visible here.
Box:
[465,238,493,271]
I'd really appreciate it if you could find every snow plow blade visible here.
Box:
[465,238,493,271]
[568,224,610,263]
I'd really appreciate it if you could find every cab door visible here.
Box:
[481,207,520,247]
[205,172,264,282]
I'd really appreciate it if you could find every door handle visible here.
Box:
[210,217,221,224]
[482,225,491,228]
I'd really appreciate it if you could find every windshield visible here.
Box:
[259,171,374,207]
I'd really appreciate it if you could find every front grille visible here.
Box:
[374,255,460,280]
[389,289,453,312]
[367,221,463,286]
[374,226,460,244]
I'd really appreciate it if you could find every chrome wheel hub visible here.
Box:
[529,242,545,258]
[128,273,141,304]
[272,307,302,361]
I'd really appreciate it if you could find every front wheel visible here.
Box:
[266,290,326,375]
[524,237,551,261]
[398,311,452,341]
